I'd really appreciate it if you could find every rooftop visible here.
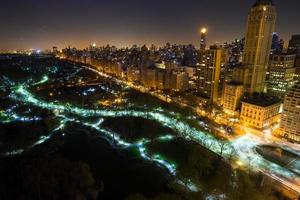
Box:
[253,0,275,7]
[243,93,280,107]
[227,81,243,86]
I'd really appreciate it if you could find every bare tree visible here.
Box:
[246,155,253,174]
[217,140,228,157]
[203,139,214,150]
[227,145,237,161]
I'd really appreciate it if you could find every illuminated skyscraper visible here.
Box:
[200,28,207,50]
[240,0,277,94]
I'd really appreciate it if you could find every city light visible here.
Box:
[201,28,207,34]
[1,0,300,198]
[236,160,243,167]
[263,6,267,11]
[2,72,298,194]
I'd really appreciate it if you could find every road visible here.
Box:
[233,124,300,197]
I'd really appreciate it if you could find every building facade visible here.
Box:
[127,67,141,83]
[222,82,244,114]
[170,70,189,92]
[197,48,222,104]
[267,54,296,98]
[240,95,281,129]
[141,67,158,89]
[278,83,300,143]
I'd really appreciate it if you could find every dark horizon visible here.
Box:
[1,0,300,50]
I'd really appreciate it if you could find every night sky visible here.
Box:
[1,0,299,50]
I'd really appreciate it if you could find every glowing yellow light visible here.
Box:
[236,160,243,166]
[201,28,207,34]
[92,43,96,47]
[263,6,267,11]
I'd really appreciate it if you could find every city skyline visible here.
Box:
[1,0,300,199]
[1,0,300,50]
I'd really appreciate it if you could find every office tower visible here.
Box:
[271,32,283,54]
[222,82,244,115]
[228,38,245,68]
[240,0,277,94]
[200,28,207,50]
[226,39,245,83]
[197,47,221,104]
[278,82,300,143]
[267,54,296,98]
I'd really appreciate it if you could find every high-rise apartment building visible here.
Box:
[197,47,221,104]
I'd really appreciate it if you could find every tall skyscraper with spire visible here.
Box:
[241,0,277,94]
[224,0,281,129]
[200,28,207,50]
